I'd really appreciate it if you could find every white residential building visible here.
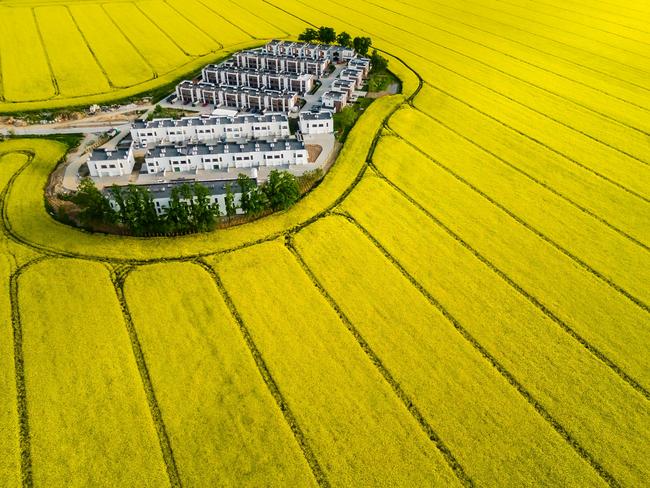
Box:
[202,65,315,94]
[321,90,348,112]
[176,81,299,112]
[131,113,290,146]
[107,178,248,216]
[299,111,334,134]
[264,40,355,62]
[87,146,135,178]
[144,139,308,174]
[234,51,330,77]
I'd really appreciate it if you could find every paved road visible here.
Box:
[0,123,131,136]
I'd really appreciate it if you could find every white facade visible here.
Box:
[108,179,247,216]
[144,140,308,174]
[202,65,315,94]
[299,111,334,134]
[131,114,290,146]
[87,146,135,178]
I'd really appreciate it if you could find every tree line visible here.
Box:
[63,169,310,236]
[298,26,372,57]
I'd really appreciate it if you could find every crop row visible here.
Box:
[208,241,462,486]
[273,0,650,163]
[371,135,650,389]
[122,261,321,486]
[291,215,605,486]
[13,258,170,486]
[392,0,650,90]
[0,91,406,260]
[339,172,650,486]
[389,108,650,308]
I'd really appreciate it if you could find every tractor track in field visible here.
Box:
[333,210,622,488]
[287,0,650,140]
[99,3,160,79]
[161,0,226,51]
[65,5,117,91]
[109,265,183,488]
[386,132,650,315]
[362,161,650,402]
[386,0,650,93]
[398,107,650,251]
[30,7,60,100]
[328,0,650,113]
[195,0,261,40]
[477,0,650,56]
[9,255,50,488]
[415,81,650,199]
[132,3,196,59]
[194,259,330,488]
[398,0,650,78]
[281,0,650,166]
[285,236,475,487]
[226,0,295,39]
[528,0,650,34]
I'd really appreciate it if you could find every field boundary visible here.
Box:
[109,265,183,488]
[365,163,650,401]
[401,107,650,249]
[8,255,51,488]
[280,0,650,165]
[387,133,650,313]
[285,235,474,486]
[195,259,330,487]
[334,210,621,487]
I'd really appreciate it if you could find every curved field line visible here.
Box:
[0,47,419,262]
[161,0,225,49]
[339,0,650,112]
[196,0,266,40]
[397,0,648,78]
[282,0,650,164]
[376,0,650,94]
[194,259,330,488]
[491,0,650,49]
[558,0,650,18]
[499,0,650,37]
[319,0,650,135]
[99,2,159,78]
[132,3,196,58]
[413,82,650,199]
[9,255,50,488]
[64,5,116,90]
[334,210,621,487]
[285,237,474,487]
[109,266,182,488]
[403,107,650,251]
[30,7,59,99]
[430,0,650,64]
[361,164,650,402]
[385,132,650,314]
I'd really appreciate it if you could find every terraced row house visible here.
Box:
[264,39,356,62]
[202,64,315,93]
[87,146,136,178]
[106,178,248,216]
[177,81,299,112]
[234,50,330,77]
[321,57,372,112]
[131,113,290,146]
[143,139,308,174]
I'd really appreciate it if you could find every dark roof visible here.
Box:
[133,113,288,130]
[89,148,131,161]
[300,111,333,121]
[105,177,253,200]
[146,139,305,158]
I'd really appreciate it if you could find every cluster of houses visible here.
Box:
[86,40,371,214]
[322,58,371,112]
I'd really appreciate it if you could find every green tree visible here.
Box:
[237,173,256,213]
[336,31,352,48]
[67,177,116,224]
[191,183,218,231]
[298,28,318,42]
[164,185,191,233]
[262,170,300,211]
[370,49,388,72]
[318,26,337,44]
[224,183,236,217]
[353,36,372,56]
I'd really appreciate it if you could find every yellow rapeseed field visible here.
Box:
[0,0,649,486]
